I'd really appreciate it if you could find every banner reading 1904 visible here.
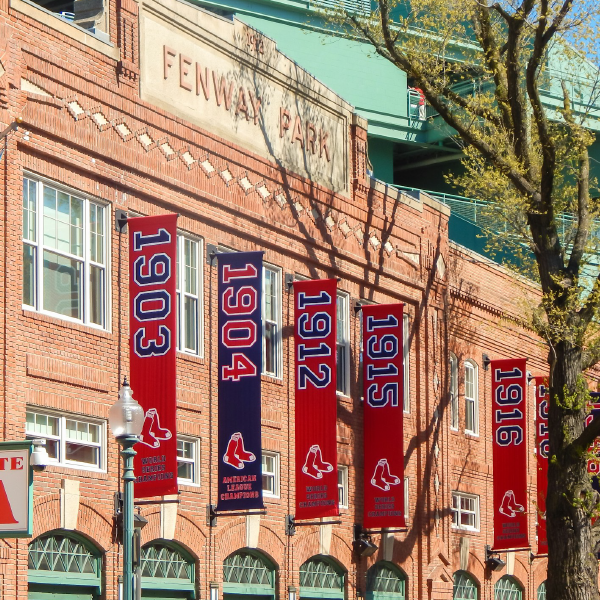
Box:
[535,377,549,555]
[217,251,264,511]
[129,214,179,499]
[491,358,528,551]
[362,304,405,529]
[294,279,339,520]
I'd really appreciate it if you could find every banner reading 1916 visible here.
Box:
[217,251,264,511]
[535,377,549,555]
[363,304,406,529]
[129,214,179,499]
[294,279,338,520]
[491,358,528,551]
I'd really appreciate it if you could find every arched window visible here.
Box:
[494,576,523,600]
[300,556,345,599]
[537,582,546,600]
[223,549,276,599]
[28,531,102,599]
[453,571,478,600]
[366,561,406,600]
[464,360,479,435]
[141,541,195,598]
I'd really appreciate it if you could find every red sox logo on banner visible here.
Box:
[129,214,179,499]
[491,358,528,551]
[362,304,405,529]
[294,279,338,520]
[535,377,549,554]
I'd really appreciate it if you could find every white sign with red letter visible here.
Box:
[0,442,33,537]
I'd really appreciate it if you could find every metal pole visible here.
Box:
[119,435,138,600]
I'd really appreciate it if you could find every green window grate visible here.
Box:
[300,557,344,592]
[453,571,478,600]
[223,551,274,587]
[141,544,193,580]
[494,577,523,600]
[537,582,546,600]
[28,534,99,574]
[366,562,406,598]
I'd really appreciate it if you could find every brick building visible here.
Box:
[0,0,553,598]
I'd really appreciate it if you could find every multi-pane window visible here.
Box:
[494,577,523,600]
[262,451,280,497]
[22,177,107,328]
[450,354,459,429]
[451,492,479,531]
[403,314,411,412]
[338,465,349,508]
[336,292,350,395]
[176,235,203,356]
[465,361,478,434]
[262,266,281,377]
[177,436,200,486]
[26,410,104,470]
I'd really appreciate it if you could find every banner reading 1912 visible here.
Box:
[294,279,338,520]
[129,214,179,499]
[363,304,406,529]
[217,251,264,511]
[535,377,549,555]
[491,358,528,550]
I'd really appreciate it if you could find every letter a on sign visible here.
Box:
[0,442,33,537]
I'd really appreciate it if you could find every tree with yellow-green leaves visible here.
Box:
[330,1,600,598]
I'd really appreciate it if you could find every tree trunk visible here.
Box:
[546,342,599,600]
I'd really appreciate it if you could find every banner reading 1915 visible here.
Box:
[217,251,264,511]
[129,214,179,499]
[491,358,528,551]
[363,304,406,529]
[535,377,549,555]
[294,279,338,520]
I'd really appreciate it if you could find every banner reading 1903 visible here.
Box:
[217,251,264,511]
[129,214,179,499]
[363,304,405,529]
[294,279,338,520]
[491,358,528,551]
[535,377,549,555]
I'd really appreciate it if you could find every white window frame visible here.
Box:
[451,491,480,532]
[176,435,201,486]
[464,360,479,435]
[262,265,282,378]
[261,450,280,498]
[404,476,410,522]
[403,313,411,413]
[336,291,351,396]
[338,465,349,509]
[25,408,106,472]
[175,233,204,357]
[22,175,110,330]
[450,353,459,430]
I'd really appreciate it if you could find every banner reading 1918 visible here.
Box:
[491,358,528,550]
[294,279,339,520]
[363,304,406,529]
[129,214,179,499]
[217,251,264,511]
[535,377,549,555]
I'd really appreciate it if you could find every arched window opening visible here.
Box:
[453,571,478,600]
[223,549,276,599]
[366,561,406,600]
[28,532,101,599]
[140,541,195,599]
[537,582,547,600]
[494,576,523,600]
[300,556,345,599]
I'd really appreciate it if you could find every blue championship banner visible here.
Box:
[217,251,264,511]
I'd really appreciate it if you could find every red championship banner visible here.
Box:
[491,358,528,550]
[535,377,549,554]
[363,304,405,529]
[294,279,338,520]
[129,214,178,499]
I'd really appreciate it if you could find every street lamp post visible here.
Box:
[109,378,145,600]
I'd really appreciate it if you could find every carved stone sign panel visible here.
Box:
[140,0,352,194]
